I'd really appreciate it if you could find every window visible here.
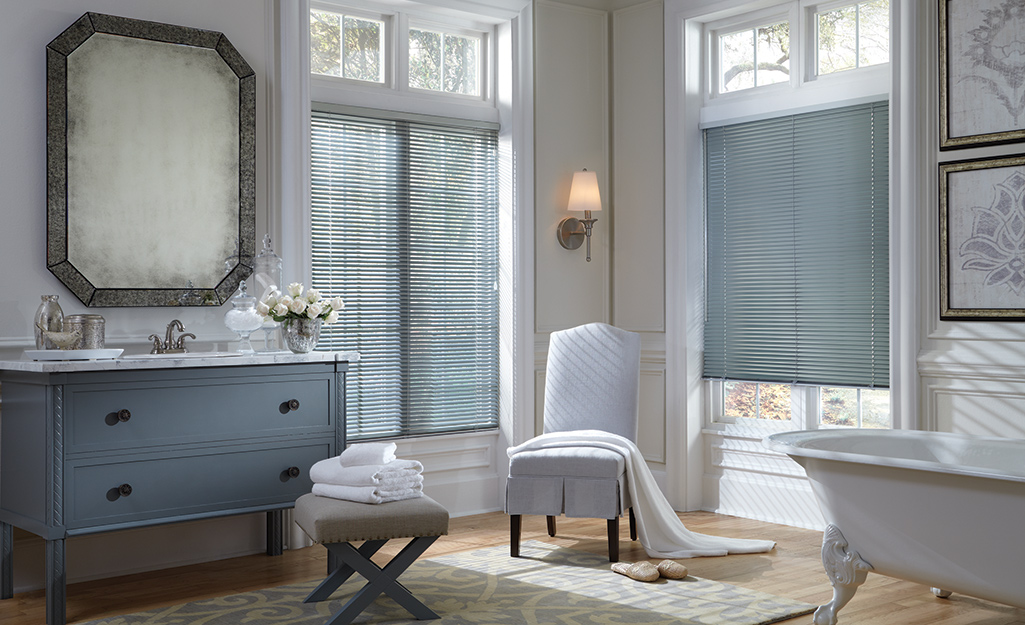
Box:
[704,102,890,427]
[310,109,500,441]
[718,21,791,93]
[310,9,385,83]
[408,27,481,96]
[816,0,890,76]
[310,7,489,102]
[708,0,889,101]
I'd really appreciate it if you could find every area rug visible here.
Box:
[81,540,815,625]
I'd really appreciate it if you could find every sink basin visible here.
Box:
[121,352,245,359]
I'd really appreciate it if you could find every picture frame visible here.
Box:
[939,0,1025,150]
[940,155,1025,320]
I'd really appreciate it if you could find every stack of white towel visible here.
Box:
[310,442,424,504]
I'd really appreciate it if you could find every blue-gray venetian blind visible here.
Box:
[311,107,500,440]
[704,101,889,388]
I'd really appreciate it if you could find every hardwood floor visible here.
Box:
[2,511,1023,624]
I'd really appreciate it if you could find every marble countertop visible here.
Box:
[0,350,360,373]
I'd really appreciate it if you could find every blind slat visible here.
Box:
[704,101,889,389]
[311,109,500,440]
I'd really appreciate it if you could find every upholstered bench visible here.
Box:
[294,493,450,625]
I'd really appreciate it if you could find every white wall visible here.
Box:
[531,0,672,495]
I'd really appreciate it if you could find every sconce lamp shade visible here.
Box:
[567,170,601,212]
[558,169,601,261]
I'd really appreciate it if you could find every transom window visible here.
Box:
[708,0,889,99]
[311,9,385,83]
[718,21,791,93]
[816,0,890,76]
[310,6,488,101]
[409,27,481,96]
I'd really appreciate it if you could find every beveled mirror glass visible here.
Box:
[47,12,255,306]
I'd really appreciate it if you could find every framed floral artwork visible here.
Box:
[939,0,1025,149]
[940,155,1025,319]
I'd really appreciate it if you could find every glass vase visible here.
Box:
[282,317,322,354]
[34,295,64,349]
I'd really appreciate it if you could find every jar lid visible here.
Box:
[65,314,105,322]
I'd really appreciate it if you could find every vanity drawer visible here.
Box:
[66,441,329,529]
[66,374,333,452]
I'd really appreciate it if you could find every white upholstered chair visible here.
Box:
[505,322,641,561]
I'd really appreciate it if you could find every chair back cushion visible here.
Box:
[542,323,640,442]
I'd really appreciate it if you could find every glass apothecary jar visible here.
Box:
[224,281,264,353]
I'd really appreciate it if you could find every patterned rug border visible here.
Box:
[80,540,815,625]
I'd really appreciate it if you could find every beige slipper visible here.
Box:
[611,561,660,582]
[656,560,689,579]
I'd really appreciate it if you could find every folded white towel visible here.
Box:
[312,482,423,504]
[311,458,423,486]
[375,474,423,492]
[338,442,397,467]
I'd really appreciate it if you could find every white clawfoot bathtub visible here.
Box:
[764,429,1025,624]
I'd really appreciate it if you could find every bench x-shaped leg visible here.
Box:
[304,536,440,625]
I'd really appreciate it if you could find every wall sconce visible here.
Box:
[556,169,602,262]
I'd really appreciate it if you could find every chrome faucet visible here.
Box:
[149,319,196,354]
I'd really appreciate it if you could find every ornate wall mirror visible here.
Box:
[46,12,255,307]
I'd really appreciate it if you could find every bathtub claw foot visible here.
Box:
[931,587,952,599]
[814,525,872,625]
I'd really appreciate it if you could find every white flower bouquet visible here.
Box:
[257,283,344,324]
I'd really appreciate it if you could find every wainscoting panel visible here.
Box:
[926,384,1025,438]
[702,430,824,530]
[638,359,667,466]
[395,432,503,517]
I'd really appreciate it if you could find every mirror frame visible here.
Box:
[46,12,256,307]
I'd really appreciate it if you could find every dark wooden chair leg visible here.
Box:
[607,517,619,562]
[510,515,522,557]
[629,507,637,541]
[546,515,557,537]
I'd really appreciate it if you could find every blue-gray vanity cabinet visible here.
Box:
[0,357,348,625]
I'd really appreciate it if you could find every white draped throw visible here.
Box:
[508,430,776,558]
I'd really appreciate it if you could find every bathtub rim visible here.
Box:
[763,428,1025,484]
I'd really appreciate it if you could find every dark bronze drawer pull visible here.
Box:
[117,409,132,422]
[287,466,301,479]
[288,399,300,411]
[107,483,134,500]
[279,399,301,414]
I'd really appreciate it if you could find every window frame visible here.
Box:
[709,380,892,429]
[309,105,501,441]
[310,3,393,88]
[805,0,891,83]
[310,1,495,109]
[701,7,893,432]
[406,19,490,100]
[705,4,799,101]
[702,0,890,120]
[293,0,529,445]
